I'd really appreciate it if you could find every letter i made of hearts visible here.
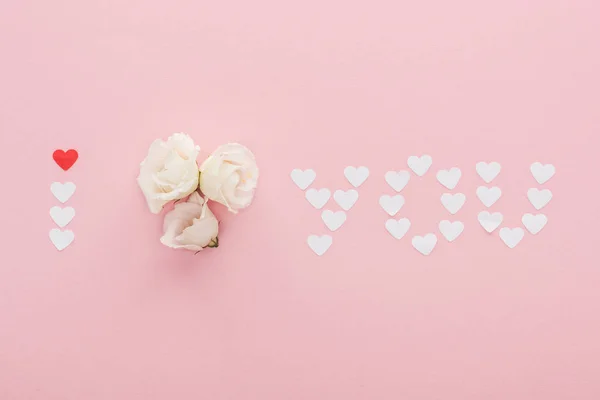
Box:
[53,149,78,171]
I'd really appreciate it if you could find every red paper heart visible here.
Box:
[53,149,78,171]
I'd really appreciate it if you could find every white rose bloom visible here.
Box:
[199,143,258,213]
[137,133,200,213]
[160,192,219,251]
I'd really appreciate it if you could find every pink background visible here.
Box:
[1,0,600,398]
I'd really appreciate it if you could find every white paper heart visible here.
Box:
[307,235,332,256]
[51,182,76,204]
[290,169,316,190]
[476,186,502,207]
[412,233,437,256]
[478,211,503,233]
[305,188,331,209]
[344,166,369,188]
[438,220,464,242]
[321,210,347,232]
[379,194,405,216]
[440,193,466,215]
[522,213,548,234]
[476,161,501,183]
[499,227,524,248]
[49,229,74,251]
[334,189,359,211]
[527,188,552,210]
[50,206,75,228]
[385,218,411,239]
[436,167,461,189]
[530,162,555,184]
[384,170,410,192]
[407,155,432,176]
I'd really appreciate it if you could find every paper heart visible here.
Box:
[499,227,524,248]
[379,194,405,216]
[321,210,347,232]
[476,186,502,207]
[334,189,359,211]
[50,182,76,204]
[438,220,464,242]
[436,167,461,189]
[478,211,503,233]
[527,188,552,210]
[50,206,75,228]
[49,229,74,251]
[440,193,466,215]
[344,166,369,188]
[291,169,316,190]
[384,170,410,192]
[305,188,330,209]
[476,161,501,183]
[412,233,437,256]
[522,213,548,234]
[307,235,332,256]
[53,149,78,171]
[530,162,555,184]
[385,218,411,239]
[407,155,432,176]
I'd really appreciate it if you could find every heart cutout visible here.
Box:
[412,233,437,256]
[49,229,75,251]
[439,220,464,242]
[50,206,75,228]
[476,186,502,207]
[530,162,555,184]
[53,149,78,171]
[291,169,316,190]
[334,189,359,211]
[527,188,552,210]
[385,170,410,192]
[478,211,503,233]
[379,194,405,216]
[51,182,76,204]
[321,210,347,232]
[305,188,331,209]
[307,235,332,256]
[499,227,525,248]
[407,155,433,176]
[440,193,466,215]
[522,213,548,234]
[385,218,411,239]
[436,167,461,189]
[476,161,501,183]
[344,166,369,188]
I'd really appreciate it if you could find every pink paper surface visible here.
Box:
[1,1,599,399]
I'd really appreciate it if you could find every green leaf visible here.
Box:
[207,237,219,248]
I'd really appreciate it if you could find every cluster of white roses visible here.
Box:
[137,133,258,252]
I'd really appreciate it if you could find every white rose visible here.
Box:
[160,192,219,251]
[199,143,258,213]
[137,133,200,214]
